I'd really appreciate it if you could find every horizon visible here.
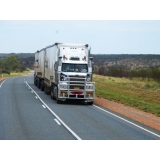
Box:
[1,53,160,56]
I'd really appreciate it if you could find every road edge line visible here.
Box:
[0,79,7,88]
[93,104,160,138]
[25,81,82,140]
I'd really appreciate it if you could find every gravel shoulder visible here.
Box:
[94,97,160,131]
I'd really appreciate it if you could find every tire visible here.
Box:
[57,99,61,104]
[44,83,50,95]
[51,86,55,100]
[55,86,61,104]
[40,81,44,91]
[35,77,37,86]
[34,77,36,86]
[44,83,47,94]
[37,79,41,89]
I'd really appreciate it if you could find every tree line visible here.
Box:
[0,55,26,74]
[95,66,160,82]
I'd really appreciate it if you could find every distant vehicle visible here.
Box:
[34,43,95,104]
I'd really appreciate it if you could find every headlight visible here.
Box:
[64,76,68,81]
[86,77,90,82]
[86,85,94,90]
[60,74,68,81]
[60,85,68,89]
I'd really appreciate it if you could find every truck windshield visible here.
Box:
[62,63,88,73]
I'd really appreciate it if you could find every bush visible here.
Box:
[151,69,160,82]
[96,66,160,83]
[2,69,10,75]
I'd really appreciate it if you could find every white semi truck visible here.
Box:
[34,43,95,104]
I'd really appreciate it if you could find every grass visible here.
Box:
[0,71,32,79]
[93,74,160,117]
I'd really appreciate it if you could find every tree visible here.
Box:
[151,69,160,82]
[4,55,22,72]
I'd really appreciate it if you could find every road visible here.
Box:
[0,75,160,140]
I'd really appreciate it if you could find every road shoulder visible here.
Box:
[94,97,160,131]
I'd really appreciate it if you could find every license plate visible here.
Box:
[74,87,80,90]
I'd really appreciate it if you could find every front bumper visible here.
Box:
[58,81,95,100]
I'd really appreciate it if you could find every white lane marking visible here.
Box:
[31,91,34,93]
[42,105,46,108]
[93,104,160,138]
[35,96,38,99]
[0,79,7,88]
[25,81,82,140]
[54,119,61,125]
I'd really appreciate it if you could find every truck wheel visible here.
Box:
[35,77,37,86]
[44,83,47,94]
[57,99,61,104]
[87,102,93,105]
[44,83,50,95]
[37,80,41,89]
[34,77,36,86]
[40,81,44,91]
[51,88,55,100]
[55,86,61,104]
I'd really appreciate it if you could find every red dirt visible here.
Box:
[0,78,5,81]
[94,97,160,131]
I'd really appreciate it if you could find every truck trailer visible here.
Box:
[34,43,95,104]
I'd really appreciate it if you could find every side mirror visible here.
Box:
[58,56,62,66]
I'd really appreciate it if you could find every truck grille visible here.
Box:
[68,76,86,90]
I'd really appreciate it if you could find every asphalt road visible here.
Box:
[0,75,160,140]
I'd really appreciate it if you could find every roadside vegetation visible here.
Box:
[0,71,31,80]
[96,66,160,83]
[0,55,31,80]
[93,74,160,117]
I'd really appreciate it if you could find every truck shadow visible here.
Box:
[62,99,88,105]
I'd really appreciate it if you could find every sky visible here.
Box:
[1,20,160,54]
[0,1,160,55]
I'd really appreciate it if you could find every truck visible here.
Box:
[34,43,95,104]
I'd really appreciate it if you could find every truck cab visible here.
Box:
[55,44,95,104]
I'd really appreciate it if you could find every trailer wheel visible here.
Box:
[34,77,36,86]
[34,77,37,86]
[44,83,47,94]
[51,87,55,100]
[40,81,44,91]
[44,83,50,95]
[37,79,41,89]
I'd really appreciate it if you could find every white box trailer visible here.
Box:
[34,51,39,75]
[37,48,45,78]
[34,43,95,105]
[34,48,45,88]
[45,44,58,85]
